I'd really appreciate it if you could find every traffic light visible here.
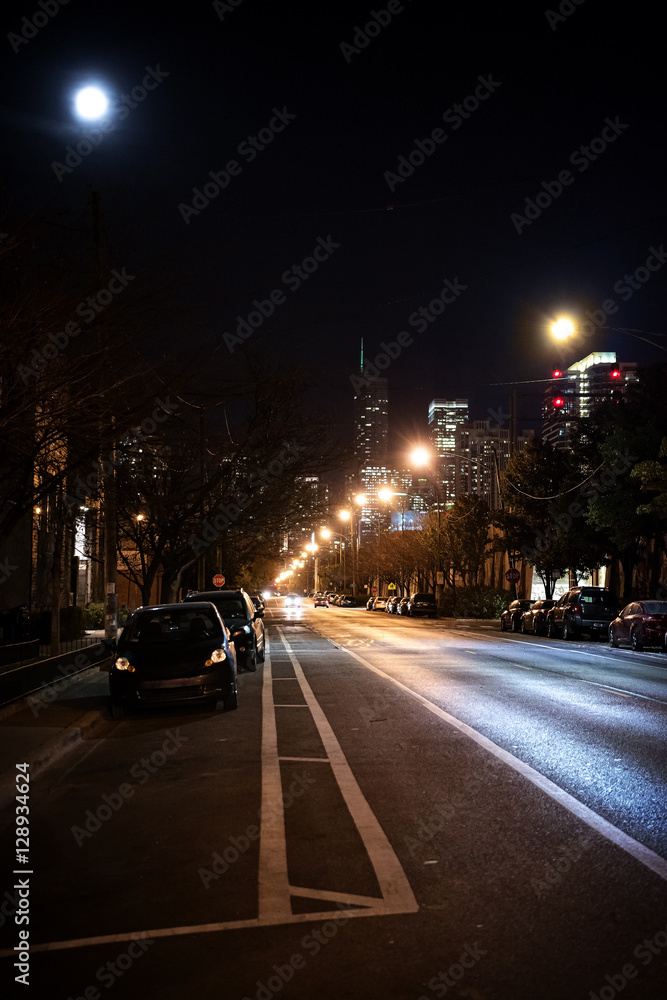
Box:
[553,368,563,378]
[610,369,621,379]
[553,395,565,409]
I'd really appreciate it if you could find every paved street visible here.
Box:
[1,598,666,999]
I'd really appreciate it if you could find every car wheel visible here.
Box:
[222,690,238,711]
[609,628,619,648]
[257,639,266,662]
[520,620,527,634]
[512,617,520,632]
[110,698,126,721]
[242,646,257,672]
[547,618,557,638]
[562,619,575,640]
[630,628,643,652]
[500,617,506,631]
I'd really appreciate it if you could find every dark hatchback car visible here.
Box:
[547,587,619,640]
[108,603,238,720]
[338,595,356,607]
[406,593,437,618]
[385,595,401,613]
[609,601,667,651]
[500,600,534,632]
[520,599,556,635]
[183,589,265,671]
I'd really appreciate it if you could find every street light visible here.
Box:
[338,510,356,594]
[550,316,575,342]
[74,85,110,121]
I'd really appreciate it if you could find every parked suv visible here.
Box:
[183,589,265,670]
[406,593,437,618]
[547,587,619,641]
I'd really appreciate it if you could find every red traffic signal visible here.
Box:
[610,369,621,379]
[553,396,565,408]
[553,369,562,378]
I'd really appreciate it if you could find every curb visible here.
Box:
[0,688,108,813]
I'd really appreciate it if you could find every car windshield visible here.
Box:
[124,609,221,643]
[413,594,434,602]
[581,592,617,607]
[213,599,247,618]
[642,601,667,614]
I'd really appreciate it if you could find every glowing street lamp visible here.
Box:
[550,316,575,342]
[74,85,110,122]
[409,446,431,467]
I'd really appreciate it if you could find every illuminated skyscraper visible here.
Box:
[427,398,469,502]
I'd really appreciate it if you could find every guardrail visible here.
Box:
[0,642,108,708]
[0,640,40,669]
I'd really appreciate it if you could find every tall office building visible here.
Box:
[542,352,638,449]
[428,399,469,502]
[455,420,534,508]
[354,377,389,469]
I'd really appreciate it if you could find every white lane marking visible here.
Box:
[257,653,292,923]
[279,756,328,762]
[335,645,667,883]
[1,906,388,956]
[289,885,384,907]
[275,704,309,707]
[277,627,418,915]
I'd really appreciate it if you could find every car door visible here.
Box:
[246,593,264,653]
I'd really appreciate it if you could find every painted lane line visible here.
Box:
[335,644,667,883]
[279,756,329,762]
[257,651,292,923]
[0,906,391,956]
[277,627,419,915]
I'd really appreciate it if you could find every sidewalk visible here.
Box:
[0,661,110,812]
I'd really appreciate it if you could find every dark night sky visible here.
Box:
[2,0,667,456]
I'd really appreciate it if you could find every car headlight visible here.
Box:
[232,625,251,635]
[209,648,227,663]
[114,657,135,672]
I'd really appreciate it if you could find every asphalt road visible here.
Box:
[1,598,666,1000]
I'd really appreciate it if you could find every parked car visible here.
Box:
[373,597,388,611]
[547,587,619,640]
[385,595,401,614]
[183,589,265,670]
[313,595,329,608]
[366,596,376,610]
[406,593,437,618]
[108,602,238,720]
[520,599,556,635]
[338,595,355,607]
[397,597,411,615]
[609,601,667,651]
[250,594,265,613]
[500,600,535,632]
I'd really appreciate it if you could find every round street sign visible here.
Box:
[371,587,378,594]
[212,574,225,588]
[505,567,520,583]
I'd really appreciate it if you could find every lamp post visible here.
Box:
[338,510,356,594]
[320,528,348,592]
[72,83,118,638]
